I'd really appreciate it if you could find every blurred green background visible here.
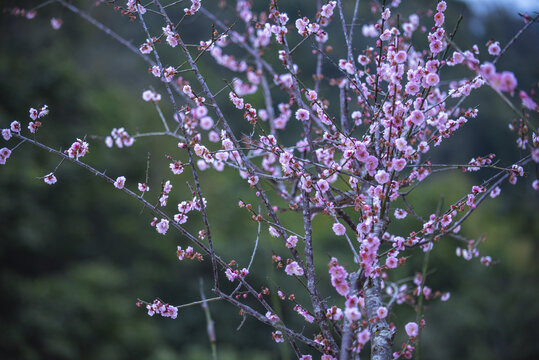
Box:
[1,0,538,359]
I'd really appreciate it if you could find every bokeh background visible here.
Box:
[1,0,538,359]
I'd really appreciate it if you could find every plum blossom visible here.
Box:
[375,170,390,184]
[184,0,201,15]
[405,322,419,337]
[265,311,280,323]
[139,38,153,54]
[285,261,304,276]
[66,139,89,159]
[386,256,398,269]
[138,183,150,192]
[376,306,388,319]
[155,219,169,235]
[50,18,62,30]
[0,147,11,165]
[142,89,161,102]
[162,66,176,82]
[10,121,21,133]
[114,176,126,189]
[295,109,310,121]
[488,41,501,56]
[329,258,349,296]
[272,331,284,343]
[43,173,57,185]
[2,129,11,141]
[268,226,279,237]
[285,235,298,248]
[332,222,346,236]
[143,299,178,319]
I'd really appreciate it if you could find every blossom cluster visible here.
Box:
[4,0,538,358]
[139,299,178,319]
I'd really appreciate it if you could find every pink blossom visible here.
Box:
[357,328,370,346]
[0,147,12,163]
[184,0,201,15]
[225,268,237,282]
[114,176,126,189]
[43,173,57,185]
[142,89,161,102]
[294,305,314,323]
[332,222,346,236]
[155,219,169,235]
[285,235,298,248]
[380,29,392,41]
[382,8,391,21]
[2,129,11,141]
[440,213,453,227]
[424,72,440,87]
[405,81,420,95]
[38,105,51,118]
[295,17,309,35]
[247,175,259,187]
[418,141,430,153]
[344,306,361,321]
[139,39,153,54]
[375,170,390,184]
[229,92,244,109]
[10,121,21,133]
[65,139,89,159]
[272,331,284,343]
[364,155,379,175]
[488,41,501,56]
[395,50,407,64]
[392,158,407,172]
[317,178,330,193]
[285,261,304,276]
[520,90,539,111]
[162,66,176,82]
[138,183,150,192]
[150,66,161,77]
[268,226,279,237]
[434,12,445,27]
[265,311,280,323]
[305,90,318,101]
[239,268,249,278]
[466,194,476,208]
[29,108,38,120]
[320,1,336,18]
[405,322,419,337]
[500,71,517,93]
[144,299,177,319]
[437,1,447,12]
[163,180,172,194]
[295,109,310,121]
[50,18,62,30]
[326,306,344,320]
[429,40,443,54]
[28,122,37,133]
[376,306,388,319]
[386,256,398,269]
[199,116,214,130]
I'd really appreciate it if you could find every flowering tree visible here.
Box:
[3,0,538,359]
